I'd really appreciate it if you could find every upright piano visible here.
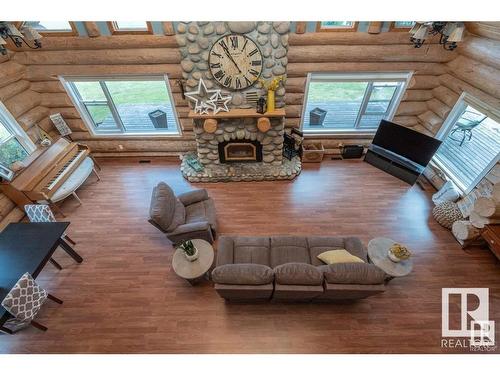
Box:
[0,138,90,208]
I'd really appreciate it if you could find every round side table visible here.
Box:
[172,239,215,285]
[367,237,413,281]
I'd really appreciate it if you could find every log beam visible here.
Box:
[0,80,30,101]
[14,48,181,65]
[446,55,500,98]
[4,90,41,118]
[162,22,175,36]
[84,22,100,37]
[0,61,26,88]
[287,62,446,77]
[26,64,183,81]
[288,44,454,63]
[289,32,442,45]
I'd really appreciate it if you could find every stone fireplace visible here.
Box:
[177,22,300,182]
[180,110,301,182]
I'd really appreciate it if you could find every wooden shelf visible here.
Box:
[188,108,286,119]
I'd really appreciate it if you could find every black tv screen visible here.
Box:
[372,120,442,167]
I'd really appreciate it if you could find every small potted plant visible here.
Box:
[177,240,199,262]
[388,243,412,263]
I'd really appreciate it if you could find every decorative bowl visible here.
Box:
[388,243,411,263]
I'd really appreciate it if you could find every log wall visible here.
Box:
[423,22,500,195]
[285,32,455,151]
[12,35,196,156]
[0,54,45,229]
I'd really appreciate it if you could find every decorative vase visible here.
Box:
[184,247,199,262]
[267,90,275,112]
[387,249,401,263]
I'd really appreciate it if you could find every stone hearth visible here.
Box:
[180,113,301,182]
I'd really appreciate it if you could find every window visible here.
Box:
[108,21,152,34]
[61,76,181,136]
[0,102,36,166]
[23,21,76,35]
[391,21,416,31]
[301,72,411,134]
[433,93,500,193]
[317,21,357,32]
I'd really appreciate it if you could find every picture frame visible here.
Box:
[0,162,15,182]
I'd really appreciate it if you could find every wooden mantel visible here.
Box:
[188,108,286,119]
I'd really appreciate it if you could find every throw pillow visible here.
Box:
[317,249,365,265]
[432,180,460,205]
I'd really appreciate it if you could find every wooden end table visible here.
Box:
[367,237,413,281]
[172,239,214,285]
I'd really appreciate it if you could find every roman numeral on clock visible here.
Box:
[230,36,238,49]
[249,69,259,77]
[235,78,242,89]
[224,76,232,87]
[211,51,222,58]
[219,39,228,50]
[214,70,225,80]
[244,76,252,86]
[248,48,259,57]
[210,63,221,69]
[251,60,262,66]
[241,39,248,52]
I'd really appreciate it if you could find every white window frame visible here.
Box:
[392,21,416,29]
[0,101,37,156]
[60,75,182,138]
[317,21,357,31]
[23,21,75,34]
[433,92,500,194]
[300,71,413,136]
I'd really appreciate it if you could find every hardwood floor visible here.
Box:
[0,158,498,353]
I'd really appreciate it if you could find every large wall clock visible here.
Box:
[208,34,263,91]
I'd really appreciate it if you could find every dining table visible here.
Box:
[0,222,83,333]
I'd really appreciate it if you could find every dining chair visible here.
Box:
[24,204,77,270]
[0,273,63,334]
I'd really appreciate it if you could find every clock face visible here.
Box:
[208,34,263,91]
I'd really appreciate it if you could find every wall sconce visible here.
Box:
[409,22,465,51]
[0,21,43,55]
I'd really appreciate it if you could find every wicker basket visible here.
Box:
[302,142,325,163]
[432,201,464,229]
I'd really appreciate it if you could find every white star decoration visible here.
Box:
[206,91,232,115]
[184,78,232,115]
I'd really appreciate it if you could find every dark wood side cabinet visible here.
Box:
[481,225,500,260]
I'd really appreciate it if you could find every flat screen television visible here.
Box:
[372,120,442,167]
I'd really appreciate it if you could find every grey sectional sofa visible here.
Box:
[212,236,386,302]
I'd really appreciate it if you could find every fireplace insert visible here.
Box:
[218,140,263,163]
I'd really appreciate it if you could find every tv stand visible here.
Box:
[364,144,425,185]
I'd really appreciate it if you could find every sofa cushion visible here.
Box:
[204,198,217,230]
[319,263,386,285]
[211,264,274,285]
[307,237,346,266]
[317,249,365,265]
[343,237,368,262]
[150,182,183,232]
[185,201,207,223]
[233,237,270,266]
[166,199,186,232]
[274,263,323,286]
[270,236,310,267]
